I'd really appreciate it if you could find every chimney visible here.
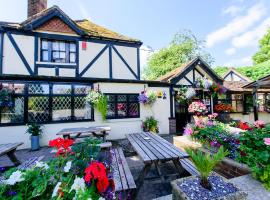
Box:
[28,0,47,18]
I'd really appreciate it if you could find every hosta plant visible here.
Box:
[185,146,229,190]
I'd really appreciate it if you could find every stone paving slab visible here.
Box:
[229,174,270,200]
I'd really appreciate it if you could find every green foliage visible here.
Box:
[253,29,270,64]
[86,90,108,121]
[213,66,229,77]
[142,116,159,133]
[237,125,270,190]
[185,146,228,189]
[26,123,43,136]
[142,30,213,80]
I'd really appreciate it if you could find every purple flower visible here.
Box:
[7,191,17,196]
[0,167,5,172]
[138,93,148,104]
[210,140,221,148]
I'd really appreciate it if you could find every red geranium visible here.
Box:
[238,121,251,131]
[49,137,74,156]
[84,161,109,193]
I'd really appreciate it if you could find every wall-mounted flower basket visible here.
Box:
[138,90,157,106]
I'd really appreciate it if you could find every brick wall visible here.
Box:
[169,117,176,134]
[37,17,77,35]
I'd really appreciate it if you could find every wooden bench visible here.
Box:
[0,143,23,167]
[110,148,136,199]
[180,158,199,176]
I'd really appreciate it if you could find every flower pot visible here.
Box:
[171,175,247,200]
[31,135,40,151]
[217,113,231,123]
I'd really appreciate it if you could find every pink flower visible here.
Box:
[254,120,265,129]
[264,138,270,146]
[184,124,193,135]
[208,113,218,120]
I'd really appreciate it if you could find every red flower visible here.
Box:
[240,151,247,157]
[49,138,74,157]
[238,121,251,130]
[84,161,109,193]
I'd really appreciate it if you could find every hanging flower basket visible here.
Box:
[138,90,157,106]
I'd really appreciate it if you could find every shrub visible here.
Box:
[237,125,270,190]
[142,116,159,133]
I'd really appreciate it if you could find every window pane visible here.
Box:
[107,103,115,118]
[117,95,127,102]
[42,51,49,61]
[53,84,71,94]
[129,94,138,102]
[28,97,50,123]
[70,53,76,63]
[42,40,48,49]
[29,84,49,94]
[70,43,76,52]
[117,103,127,117]
[60,52,66,59]
[1,97,24,124]
[59,42,66,51]
[74,85,92,94]
[74,97,92,120]
[129,103,139,117]
[107,95,115,102]
[52,96,71,121]
[1,83,24,94]
[52,42,59,50]
[53,51,60,59]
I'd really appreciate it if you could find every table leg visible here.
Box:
[154,161,165,182]
[173,159,185,176]
[6,150,21,166]
[135,162,152,196]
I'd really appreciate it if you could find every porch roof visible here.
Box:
[224,81,270,93]
[244,74,270,89]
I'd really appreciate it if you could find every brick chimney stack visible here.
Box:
[28,0,47,18]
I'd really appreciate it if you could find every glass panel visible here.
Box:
[52,96,71,121]
[53,84,71,94]
[129,103,139,117]
[107,103,115,118]
[53,51,60,59]
[52,42,59,50]
[117,103,127,117]
[29,84,49,94]
[42,51,49,61]
[28,97,50,123]
[117,95,127,102]
[70,43,76,52]
[74,85,92,94]
[1,96,24,124]
[107,95,115,102]
[129,94,138,102]
[74,97,92,120]
[60,52,66,59]
[41,40,48,49]
[59,42,66,51]
[1,83,24,94]
[70,53,76,63]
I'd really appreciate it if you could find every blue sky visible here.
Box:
[0,0,270,67]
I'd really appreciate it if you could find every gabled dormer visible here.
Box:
[0,1,142,80]
[223,68,251,82]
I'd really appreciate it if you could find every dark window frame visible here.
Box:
[105,93,140,119]
[40,39,77,63]
[0,80,93,126]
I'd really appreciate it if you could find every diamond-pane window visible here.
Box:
[74,85,92,95]
[74,97,92,120]
[117,103,127,117]
[52,97,71,121]
[28,97,50,123]
[117,95,127,102]
[1,97,24,124]
[29,84,49,94]
[107,103,116,118]
[129,103,139,117]
[53,84,71,94]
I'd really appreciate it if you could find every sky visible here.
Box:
[0,0,270,68]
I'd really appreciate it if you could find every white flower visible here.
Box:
[52,182,62,198]
[64,161,72,172]
[70,177,85,194]
[185,88,196,99]
[5,171,24,185]
[35,161,49,170]
[98,198,105,200]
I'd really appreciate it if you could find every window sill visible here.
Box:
[105,118,141,123]
[36,62,77,66]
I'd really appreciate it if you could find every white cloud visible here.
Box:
[231,17,270,48]
[140,45,154,68]
[224,56,252,66]
[206,3,266,48]
[225,48,236,55]
[75,0,92,20]
[223,5,243,16]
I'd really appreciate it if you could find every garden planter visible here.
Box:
[171,174,247,200]
[31,135,40,151]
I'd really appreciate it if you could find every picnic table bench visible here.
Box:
[0,143,23,167]
[126,132,190,193]
[56,126,110,142]
[111,148,136,199]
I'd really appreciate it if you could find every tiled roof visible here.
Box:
[0,6,141,44]
[224,81,270,92]
[76,19,140,43]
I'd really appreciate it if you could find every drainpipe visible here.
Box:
[252,83,259,121]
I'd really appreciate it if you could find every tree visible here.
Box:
[142,30,213,80]
[253,29,270,64]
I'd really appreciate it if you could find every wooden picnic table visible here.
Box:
[0,143,23,167]
[56,126,111,142]
[126,132,189,192]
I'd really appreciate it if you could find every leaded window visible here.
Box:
[0,81,93,126]
[41,39,76,63]
[106,94,139,119]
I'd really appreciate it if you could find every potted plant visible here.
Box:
[26,123,43,151]
[171,146,247,200]
[86,90,108,121]
[142,116,159,133]
[138,90,157,106]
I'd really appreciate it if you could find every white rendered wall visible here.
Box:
[230,112,270,124]
[0,82,171,149]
